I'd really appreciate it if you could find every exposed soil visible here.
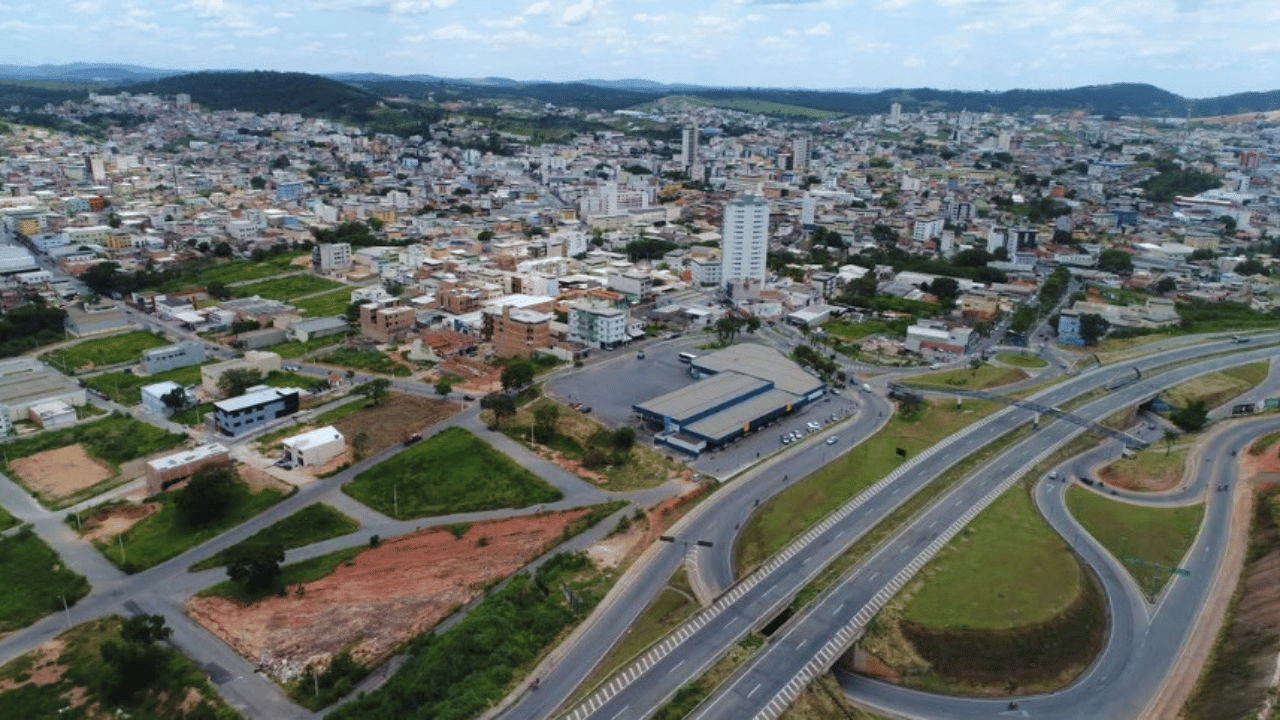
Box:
[236,464,294,494]
[186,508,591,681]
[0,639,65,692]
[10,445,111,499]
[643,474,705,542]
[328,393,459,460]
[79,502,160,542]
[587,519,647,569]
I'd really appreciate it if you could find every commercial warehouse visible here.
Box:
[633,343,826,455]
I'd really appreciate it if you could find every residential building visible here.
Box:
[680,125,699,172]
[213,387,301,437]
[359,302,416,343]
[720,194,769,293]
[144,443,230,495]
[141,341,206,375]
[313,242,352,274]
[27,400,75,429]
[280,426,345,468]
[568,302,627,350]
[485,305,552,359]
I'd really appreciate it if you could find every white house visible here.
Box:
[140,380,194,416]
[280,425,345,468]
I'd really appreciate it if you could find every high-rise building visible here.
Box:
[720,194,770,290]
[889,102,902,125]
[680,126,699,173]
[792,136,810,173]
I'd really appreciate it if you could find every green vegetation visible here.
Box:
[0,303,70,359]
[84,364,204,404]
[2,413,187,508]
[233,274,345,302]
[652,684,711,720]
[1142,164,1222,202]
[322,346,412,376]
[291,288,354,317]
[92,480,288,573]
[1066,486,1203,597]
[200,546,364,605]
[823,317,912,340]
[995,352,1049,369]
[0,504,16,531]
[902,487,1080,629]
[0,615,240,720]
[0,526,90,632]
[42,331,169,371]
[1175,300,1280,333]
[691,96,844,119]
[328,551,609,719]
[343,426,563,519]
[190,503,359,571]
[268,333,349,359]
[909,363,1028,390]
[736,398,999,573]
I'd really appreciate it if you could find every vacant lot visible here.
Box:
[344,426,563,519]
[291,288,352,317]
[1100,443,1192,492]
[234,275,345,302]
[2,414,187,508]
[321,347,412,376]
[995,352,1049,368]
[190,503,358,571]
[1164,362,1269,410]
[187,509,593,682]
[1066,486,1203,597]
[42,331,169,372]
[0,527,90,632]
[89,477,290,572]
[736,398,999,573]
[258,393,458,466]
[0,615,237,719]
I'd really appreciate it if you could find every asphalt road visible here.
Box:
[537,335,1280,720]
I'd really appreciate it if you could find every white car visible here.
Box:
[825,435,839,445]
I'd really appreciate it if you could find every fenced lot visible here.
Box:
[42,331,169,372]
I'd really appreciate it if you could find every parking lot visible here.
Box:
[546,339,862,479]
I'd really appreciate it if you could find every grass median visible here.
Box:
[189,503,359,572]
[735,398,1000,575]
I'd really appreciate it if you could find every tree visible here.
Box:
[500,359,536,391]
[928,277,961,303]
[480,392,516,426]
[612,426,635,451]
[206,280,231,300]
[174,463,238,528]
[533,403,560,436]
[249,176,266,190]
[434,377,453,396]
[213,241,234,257]
[225,541,284,592]
[746,316,761,333]
[1170,399,1209,433]
[1078,313,1110,346]
[715,315,745,345]
[99,614,172,703]
[355,378,391,405]
[160,386,189,414]
[217,368,264,398]
[1154,277,1177,294]
[1097,248,1134,275]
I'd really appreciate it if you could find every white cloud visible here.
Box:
[524,0,551,15]
[903,56,924,67]
[559,0,595,25]
[805,21,831,35]
[633,13,665,22]
[482,15,527,28]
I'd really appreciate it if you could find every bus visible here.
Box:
[678,351,697,364]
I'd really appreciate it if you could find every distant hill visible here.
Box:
[119,71,384,119]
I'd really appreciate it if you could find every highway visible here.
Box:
[526,335,1280,720]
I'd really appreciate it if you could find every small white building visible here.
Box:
[280,425,345,468]
[140,381,194,416]
[27,399,76,429]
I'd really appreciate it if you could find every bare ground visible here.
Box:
[186,508,591,681]
[10,445,112,499]
[78,502,161,542]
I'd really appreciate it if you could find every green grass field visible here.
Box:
[0,615,241,720]
[735,399,999,573]
[200,545,365,604]
[0,527,90,632]
[995,352,1049,369]
[902,487,1080,629]
[0,505,17,531]
[189,503,359,571]
[84,364,205,405]
[93,482,289,572]
[42,331,169,371]
[1066,486,1204,596]
[2,414,188,508]
[343,426,563,519]
[910,364,1029,390]
[268,334,350,359]
[291,288,353,317]
[233,275,345,302]
[322,347,412,376]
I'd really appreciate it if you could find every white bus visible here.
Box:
[678,351,698,364]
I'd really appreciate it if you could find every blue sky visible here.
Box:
[3,0,1277,97]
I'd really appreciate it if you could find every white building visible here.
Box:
[313,242,352,274]
[140,380,194,417]
[568,302,628,350]
[720,194,769,293]
[680,126,699,172]
[281,425,345,468]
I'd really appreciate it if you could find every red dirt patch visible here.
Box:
[10,445,111,499]
[0,639,65,692]
[79,502,160,542]
[186,508,591,681]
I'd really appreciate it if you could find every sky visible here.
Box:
[3,0,1278,97]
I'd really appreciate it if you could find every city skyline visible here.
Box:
[3,0,1280,98]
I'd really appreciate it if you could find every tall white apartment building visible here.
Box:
[720,194,770,291]
[680,126,699,173]
[792,136,810,173]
